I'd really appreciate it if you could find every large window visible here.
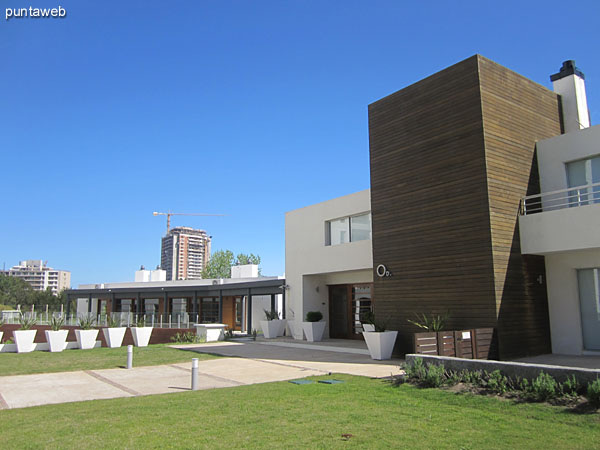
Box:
[577,268,600,350]
[201,298,219,323]
[326,212,371,246]
[566,155,600,206]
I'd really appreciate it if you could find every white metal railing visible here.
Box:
[520,182,600,215]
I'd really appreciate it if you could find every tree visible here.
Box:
[201,249,235,279]
[201,250,263,279]
[235,253,261,266]
[0,274,35,308]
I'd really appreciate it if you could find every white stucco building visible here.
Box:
[285,189,373,339]
[519,62,599,355]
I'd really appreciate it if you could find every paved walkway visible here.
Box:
[0,341,402,410]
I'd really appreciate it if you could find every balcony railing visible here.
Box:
[520,182,600,215]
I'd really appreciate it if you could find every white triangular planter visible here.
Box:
[13,329,37,353]
[302,321,326,342]
[260,320,279,338]
[45,330,68,352]
[131,327,153,347]
[363,330,398,360]
[103,327,126,348]
[75,329,99,350]
[260,319,287,338]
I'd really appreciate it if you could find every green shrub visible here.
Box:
[407,312,450,332]
[586,379,600,408]
[106,314,121,328]
[305,311,323,322]
[486,370,509,395]
[77,315,96,330]
[263,309,280,321]
[559,375,580,397]
[18,313,37,330]
[423,363,446,388]
[529,372,557,402]
[49,315,65,331]
[463,369,484,386]
[170,331,204,344]
[404,358,427,381]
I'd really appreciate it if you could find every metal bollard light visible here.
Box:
[191,358,199,391]
[127,345,133,369]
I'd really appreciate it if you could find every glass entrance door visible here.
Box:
[577,268,600,350]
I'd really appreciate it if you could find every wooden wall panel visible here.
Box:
[369,55,498,356]
[478,57,561,358]
[369,55,561,358]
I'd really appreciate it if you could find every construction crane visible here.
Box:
[153,211,226,234]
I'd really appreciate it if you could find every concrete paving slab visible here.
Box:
[89,364,237,396]
[173,357,325,385]
[0,371,133,409]
[182,342,403,378]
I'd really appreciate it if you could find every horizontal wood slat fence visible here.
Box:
[413,328,494,359]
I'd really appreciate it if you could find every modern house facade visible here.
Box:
[160,226,211,280]
[5,260,71,295]
[287,55,595,359]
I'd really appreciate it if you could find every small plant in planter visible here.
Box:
[362,311,397,360]
[260,309,287,339]
[407,312,450,332]
[302,311,326,342]
[13,313,38,353]
[102,314,126,348]
[75,315,99,350]
[45,315,68,352]
[131,316,153,347]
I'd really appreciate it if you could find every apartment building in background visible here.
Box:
[160,227,211,280]
[5,260,71,295]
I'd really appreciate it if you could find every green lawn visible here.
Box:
[0,344,218,376]
[0,374,598,449]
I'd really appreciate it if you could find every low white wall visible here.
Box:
[519,204,600,255]
[545,249,600,355]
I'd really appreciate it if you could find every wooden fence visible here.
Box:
[413,328,494,359]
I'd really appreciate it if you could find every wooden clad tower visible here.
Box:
[368,55,562,359]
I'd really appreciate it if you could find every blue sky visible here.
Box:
[2,1,599,286]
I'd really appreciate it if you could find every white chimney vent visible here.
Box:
[550,60,591,133]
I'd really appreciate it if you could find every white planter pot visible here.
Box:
[13,329,37,353]
[260,320,278,338]
[103,327,126,348]
[260,319,287,338]
[363,323,376,332]
[363,330,398,360]
[131,327,153,347]
[75,329,99,350]
[0,331,3,343]
[45,330,68,352]
[302,321,326,342]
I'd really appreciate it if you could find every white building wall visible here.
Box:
[537,125,600,194]
[285,190,373,339]
[545,249,600,354]
[523,125,600,355]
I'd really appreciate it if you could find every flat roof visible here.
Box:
[66,277,286,298]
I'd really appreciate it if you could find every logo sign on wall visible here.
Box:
[376,264,392,278]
